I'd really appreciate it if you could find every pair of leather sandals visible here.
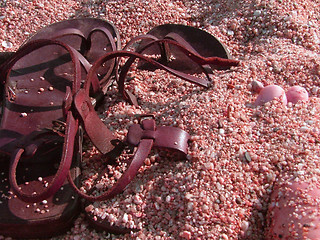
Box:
[0,18,239,238]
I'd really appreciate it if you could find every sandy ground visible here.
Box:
[1,0,320,239]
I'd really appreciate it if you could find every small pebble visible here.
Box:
[2,41,13,48]
[253,10,262,16]
[254,85,287,106]
[179,231,192,240]
[244,151,252,162]
[227,30,234,36]
[286,86,309,104]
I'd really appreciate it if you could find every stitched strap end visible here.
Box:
[74,89,115,154]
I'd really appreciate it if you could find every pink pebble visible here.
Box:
[254,85,287,106]
[179,231,192,240]
[286,86,309,104]
[266,180,320,240]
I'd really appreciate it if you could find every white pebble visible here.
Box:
[96,183,104,189]
[2,41,13,48]
[221,233,229,240]
[300,126,309,132]
[227,30,234,36]
[204,162,214,170]
[241,220,249,231]
[122,213,128,223]
[253,10,262,16]
[134,195,143,205]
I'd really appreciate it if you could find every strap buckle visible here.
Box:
[133,113,155,123]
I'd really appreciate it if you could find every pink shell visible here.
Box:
[286,86,309,104]
[254,85,287,106]
[266,181,320,239]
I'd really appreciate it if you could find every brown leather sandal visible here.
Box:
[125,23,236,73]
[116,24,239,105]
[0,18,120,239]
[0,38,83,239]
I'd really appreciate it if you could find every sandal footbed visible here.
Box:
[136,24,231,72]
[25,18,121,80]
[0,150,80,239]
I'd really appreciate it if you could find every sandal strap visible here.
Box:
[87,27,119,93]
[9,111,79,202]
[117,39,239,105]
[73,88,115,154]
[119,38,212,89]
[85,50,212,106]
[1,27,117,97]
[6,39,82,203]
[123,34,160,51]
[163,32,214,74]
[124,32,239,71]
[88,27,118,53]
[67,118,190,201]
[119,35,238,105]
[124,32,212,73]
[138,38,240,67]
[50,28,86,43]
[50,26,118,94]
[121,33,212,85]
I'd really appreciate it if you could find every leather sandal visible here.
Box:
[0,38,83,239]
[125,23,237,73]
[0,18,120,239]
[116,24,239,105]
